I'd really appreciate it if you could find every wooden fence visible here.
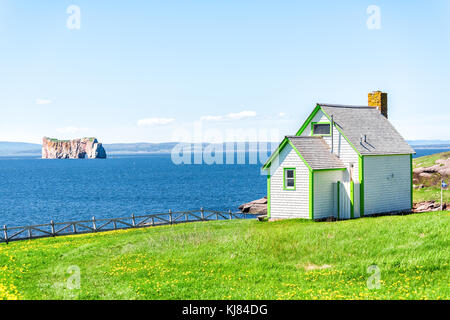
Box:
[1,208,257,244]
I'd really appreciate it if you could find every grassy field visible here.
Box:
[414,186,450,203]
[1,211,448,300]
[413,151,450,169]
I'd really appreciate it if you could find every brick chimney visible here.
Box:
[368,90,388,118]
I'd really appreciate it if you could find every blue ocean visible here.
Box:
[0,148,446,227]
[0,154,267,227]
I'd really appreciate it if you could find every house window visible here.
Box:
[284,168,296,190]
[312,122,331,136]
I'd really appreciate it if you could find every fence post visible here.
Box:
[92,216,97,232]
[28,227,32,239]
[131,213,136,227]
[152,217,155,226]
[3,225,8,244]
[229,209,232,220]
[200,207,204,220]
[72,223,77,234]
[113,219,117,229]
[50,220,55,236]
[169,209,172,225]
[216,211,219,220]
[185,211,188,222]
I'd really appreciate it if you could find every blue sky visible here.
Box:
[0,0,449,143]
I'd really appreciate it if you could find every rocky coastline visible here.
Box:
[42,137,107,159]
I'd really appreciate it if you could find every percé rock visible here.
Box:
[238,197,267,215]
[42,137,107,159]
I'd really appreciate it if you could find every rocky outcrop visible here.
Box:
[413,157,450,187]
[413,201,448,213]
[238,197,267,215]
[42,137,107,159]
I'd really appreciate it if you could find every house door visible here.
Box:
[336,181,351,219]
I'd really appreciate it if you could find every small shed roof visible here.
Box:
[287,136,346,170]
[319,104,415,155]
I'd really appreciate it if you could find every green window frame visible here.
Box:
[311,122,331,136]
[283,168,296,190]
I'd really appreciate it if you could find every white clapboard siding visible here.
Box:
[269,143,310,219]
[300,109,361,217]
[314,170,343,219]
[364,155,411,215]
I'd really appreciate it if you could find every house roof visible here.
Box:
[319,104,415,155]
[262,102,415,170]
[286,136,346,170]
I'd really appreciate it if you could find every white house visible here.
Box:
[263,91,415,220]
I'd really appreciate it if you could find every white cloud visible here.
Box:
[36,98,52,105]
[199,115,223,121]
[227,111,257,120]
[56,126,89,134]
[277,112,287,118]
[200,110,257,122]
[137,117,175,127]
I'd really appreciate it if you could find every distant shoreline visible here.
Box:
[0,141,449,158]
[0,148,449,160]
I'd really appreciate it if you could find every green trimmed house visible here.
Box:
[263,91,415,220]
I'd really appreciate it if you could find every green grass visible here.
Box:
[413,151,450,169]
[1,212,449,300]
[43,137,96,143]
[414,186,450,203]
[45,138,70,143]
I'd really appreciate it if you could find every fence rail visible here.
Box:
[1,208,257,244]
